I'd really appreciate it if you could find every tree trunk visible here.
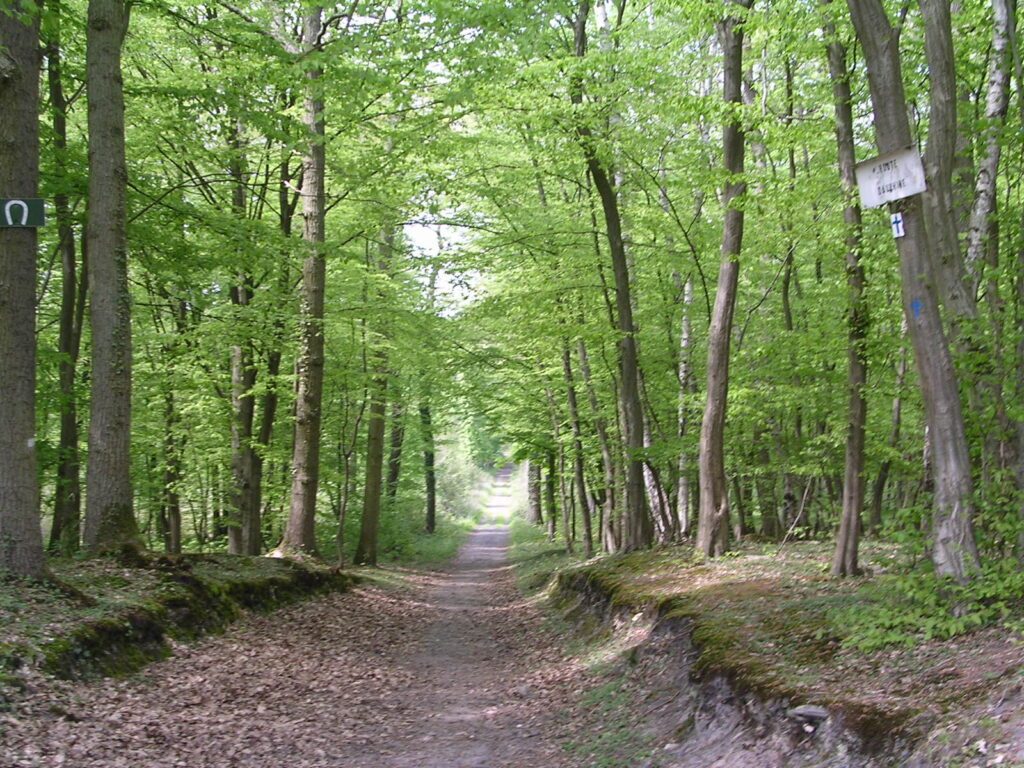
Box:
[354,371,387,566]
[46,1,86,556]
[421,403,437,533]
[755,428,779,539]
[573,1,650,552]
[283,7,326,554]
[562,343,594,557]
[385,399,405,504]
[919,0,976,319]
[577,337,617,552]
[964,0,1012,275]
[162,392,183,554]
[697,0,752,558]
[545,449,558,541]
[228,301,259,555]
[0,3,46,578]
[731,475,747,540]
[84,0,139,553]
[826,7,868,578]
[674,273,693,540]
[847,0,981,583]
[527,459,543,524]
[870,328,907,534]
[227,115,262,556]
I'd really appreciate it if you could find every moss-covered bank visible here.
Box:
[1,554,356,688]
[506,522,1024,766]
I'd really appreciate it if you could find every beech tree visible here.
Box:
[846,0,980,583]
[282,5,328,555]
[83,0,139,552]
[697,0,753,558]
[0,2,46,579]
[2,0,1019,622]
[825,1,868,578]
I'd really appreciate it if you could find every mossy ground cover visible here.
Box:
[0,553,355,700]
[510,523,1024,749]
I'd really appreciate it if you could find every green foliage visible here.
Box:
[840,561,1024,651]
[508,517,580,593]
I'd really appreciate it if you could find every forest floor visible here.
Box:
[7,475,1024,767]
[1,474,629,768]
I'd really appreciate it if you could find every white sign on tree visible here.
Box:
[854,148,927,209]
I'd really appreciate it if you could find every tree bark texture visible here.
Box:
[84,0,139,552]
[283,7,326,554]
[0,4,46,578]
[697,0,752,558]
[919,0,976,319]
[847,0,981,583]
[825,10,868,577]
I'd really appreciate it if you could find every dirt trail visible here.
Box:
[2,468,581,768]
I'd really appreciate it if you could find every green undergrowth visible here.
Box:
[508,517,584,593]
[0,553,355,698]
[321,507,477,567]
[377,513,476,566]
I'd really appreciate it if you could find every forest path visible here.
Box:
[3,468,581,768]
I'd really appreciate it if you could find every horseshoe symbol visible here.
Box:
[4,200,29,227]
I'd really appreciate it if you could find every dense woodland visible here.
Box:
[0,0,1022,620]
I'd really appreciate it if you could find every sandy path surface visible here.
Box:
[2,470,582,768]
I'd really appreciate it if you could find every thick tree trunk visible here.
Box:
[421,403,437,533]
[697,0,752,558]
[919,0,976,319]
[46,2,86,555]
[227,118,262,556]
[354,371,387,566]
[0,4,46,578]
[84,0,139,553]
[848,0,981,583]
[919,0,1016,501]
[283,7,326,554]
[825,12,868,577]
[228,300,260,555]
